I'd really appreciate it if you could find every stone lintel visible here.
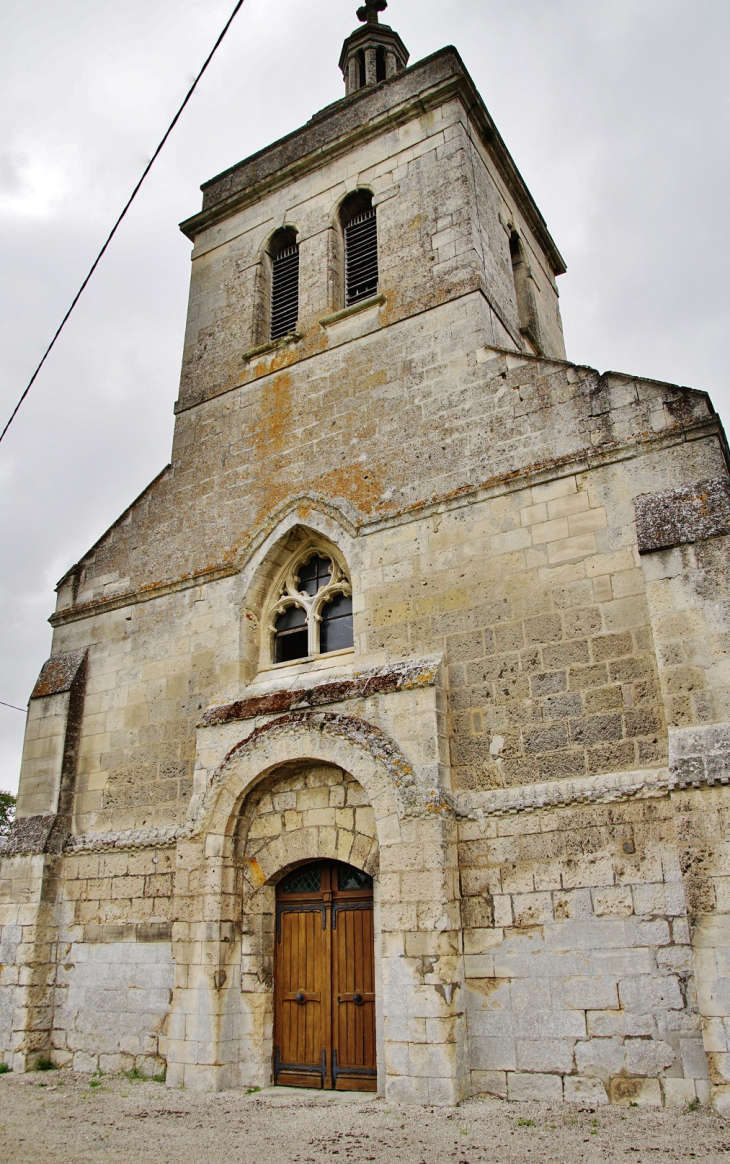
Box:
[635,477,730,553]
[200,656,441,727]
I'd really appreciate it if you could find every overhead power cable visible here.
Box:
[1,701,26,713]
[0,0,246,447]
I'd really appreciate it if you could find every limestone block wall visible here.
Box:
[641,533,730,733]
[51,333,714,628]
[359,460,676,792]
[458,795,708,1107]
[668,784,730,1111]
[47,846,175,1072]
[52,940,172,1074]
[178,97,528,414]
[16,694,72,818]
[36,377,722,844]
[0,857,26,1067]
[0,852,60,1070]
[47,579,243,837]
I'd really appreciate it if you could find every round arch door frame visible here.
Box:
[273,859,377,1091]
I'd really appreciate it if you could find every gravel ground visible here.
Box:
[0,1071,728,1163]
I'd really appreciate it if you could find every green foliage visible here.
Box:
[35,1058,58,1072]
[0,792,16,838]
[245,1085,260,1094]
[516,1118,534,1127]
[687,1097,700,1112]
[0,1063,11,1075]
[89,1079,103,1089]
[124,1066,166,1083]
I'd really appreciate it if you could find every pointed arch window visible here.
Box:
[340,192,378,306]
[270,549,353,665]
[269,228,300,340]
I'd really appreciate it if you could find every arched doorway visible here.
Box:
[274,860,376,1091]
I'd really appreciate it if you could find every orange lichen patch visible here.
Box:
[252,372,293,463]
[313,461,386,515]
[246,857,267,888]
[251,344,302,381]
[31,649,86,698]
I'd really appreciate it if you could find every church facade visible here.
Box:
[2,4,730,1109]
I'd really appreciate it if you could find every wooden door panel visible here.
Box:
[274,861,376,1091]
[275,906,327,1088]
[331,904,377,1091]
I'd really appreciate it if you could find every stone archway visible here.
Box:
[233,760,382,1091]
[166,711,465,1104]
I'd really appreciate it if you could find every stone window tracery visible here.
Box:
[268,547,353,665]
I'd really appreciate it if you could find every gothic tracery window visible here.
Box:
[270,549,353,664]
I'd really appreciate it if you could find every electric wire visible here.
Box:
[0,0,246,447]
[0,701,26,713]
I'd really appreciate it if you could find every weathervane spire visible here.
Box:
[357,0,387,25]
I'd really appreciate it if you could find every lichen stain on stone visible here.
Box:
[314,461,386,515]
[246,857,266,888]
[253,371,293,462]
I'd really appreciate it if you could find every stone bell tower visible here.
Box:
[340,0,410,94]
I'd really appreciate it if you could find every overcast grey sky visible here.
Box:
[1,0,728,794]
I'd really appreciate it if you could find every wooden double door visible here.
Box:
[274,860,376,1091]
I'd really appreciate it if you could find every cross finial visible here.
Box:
[356,0,387,24]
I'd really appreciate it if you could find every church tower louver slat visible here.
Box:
[3,1,730,1114]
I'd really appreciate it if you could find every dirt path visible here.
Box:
[0,1072,728,1163]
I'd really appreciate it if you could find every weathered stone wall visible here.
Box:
[45,846,175,1072]
[52,940,172,1074]
[35,424,725,837]
[458,795,708,1106]
[0,894,19,1067]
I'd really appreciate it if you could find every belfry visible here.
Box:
[2,2,730,1111]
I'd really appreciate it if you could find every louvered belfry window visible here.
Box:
[344,208,378,306]
[270,243,300,340]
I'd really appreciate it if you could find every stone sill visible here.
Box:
[319,294,386,329]
[260,647,355,675]
[241,331,301,364]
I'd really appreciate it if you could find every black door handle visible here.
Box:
[295,992,305,1004]
[353,992,363,1004]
